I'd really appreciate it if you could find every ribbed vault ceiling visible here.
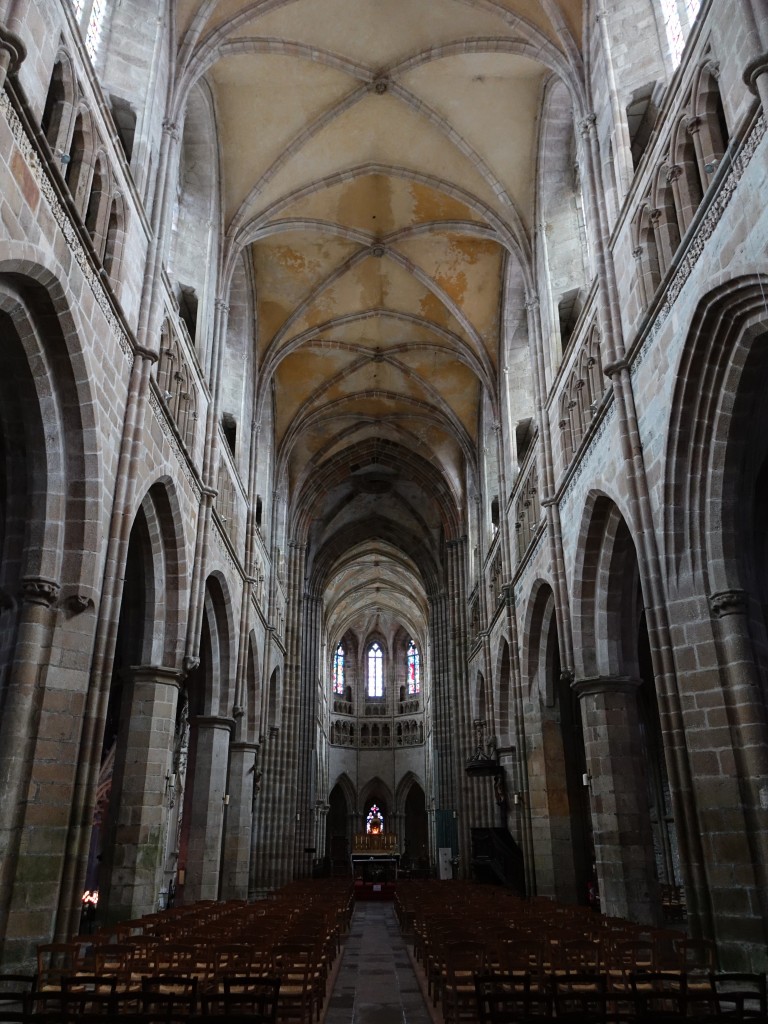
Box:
[174,0,584,632]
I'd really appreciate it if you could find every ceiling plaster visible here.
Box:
[176,0,583,638]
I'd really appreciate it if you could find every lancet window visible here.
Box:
[367,642,384,698]
[332,643,345,696]
[406,639,420,696]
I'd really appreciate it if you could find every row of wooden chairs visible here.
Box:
[394,881,765,1024]
[14,881,354,1024]
[475,970,768,1023]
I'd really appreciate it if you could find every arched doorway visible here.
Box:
[403,781,428,875]
[327,782,350,876]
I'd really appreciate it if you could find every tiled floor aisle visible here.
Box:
[324,902,433,1024]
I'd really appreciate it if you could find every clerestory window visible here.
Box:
[406,639,420,696]
[660,0,701,68]
[332,643,345,696]
[367,642,384,698]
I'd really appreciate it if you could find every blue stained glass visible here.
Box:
[332,643,345,695]
[407,639,420,695]
[367,804,384,833]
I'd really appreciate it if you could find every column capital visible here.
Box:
[0,26,26,78]
[135,345,159,364]
[194,714,236,732]
[230,741,259,753]
[128,664,184,687]
[162,119,180,140]
[572,675,641,697]
[744,53,768,94]
[603,358,629,379]
[579,112,597,137]
[20,576,60,607]
[708,588,748,618]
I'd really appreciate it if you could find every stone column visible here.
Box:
[743,0,768,111]
[708,589,768,929]
[103,665,181,921]
[0,577,59,947]
[183,715,233,901]
[220,739,257,900]
[573,676,660,924]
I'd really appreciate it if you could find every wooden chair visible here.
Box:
[441,939,487,1024]
[709,972,767,1020]
[201,976,281,1022]
[475,971,551,1023]
[0,975,35,1024]
[630,970,687,1020]
[551,971,608,1024]
[271,943,320,1024]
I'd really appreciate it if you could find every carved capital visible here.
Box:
[0,26,27,78]
[572,675,641,698]
[709,589,748,618]
[632,246,644,259]
[525,294,540,311]
[603,357,629,379]
[162,119,180,140]
[135,345,159,364]
[183,654,201,675]
[685,115,702,136]
[215,299,230,315]
[744,53,768,94]
[21,576,60,607]
[666,163,682,183]
[579,113,597,137]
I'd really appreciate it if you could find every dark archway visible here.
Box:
[327,783,350,876]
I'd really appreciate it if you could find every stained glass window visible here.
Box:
[85,0,106,61]
[367,642,383,698]
[660,0,701,68]
[407,639,420,695]
[366,804,384,834]
[332,643,345,696]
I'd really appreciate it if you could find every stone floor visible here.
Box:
[323,902,434,1024]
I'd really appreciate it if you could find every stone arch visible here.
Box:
[102,192,127,285]
[472,669,488,724]
[651,163,682,272]
[65,105,97,215]
[128,478,188,669]
[671,114,704,233]
[536,74,588,371]
[571,489,639,680]
[632,200,662,308]
[0,268,99,601]
[522,578,590,902]
[523,579,559,705]
[198,572,235,717]
[494,635,513,747]
[40,46,77,157]
[394,769,425,814]
[690,57,729,182]
[358,775,393,824]
[664,276,768,593]
[84,150,111,256]
[266,665,281,732]
[245,631,261,740]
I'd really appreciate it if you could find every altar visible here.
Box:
[351,831,399,900]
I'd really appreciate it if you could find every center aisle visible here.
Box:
[324,902,434,1024]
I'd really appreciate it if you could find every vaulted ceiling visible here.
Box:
[174,0,585,639]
